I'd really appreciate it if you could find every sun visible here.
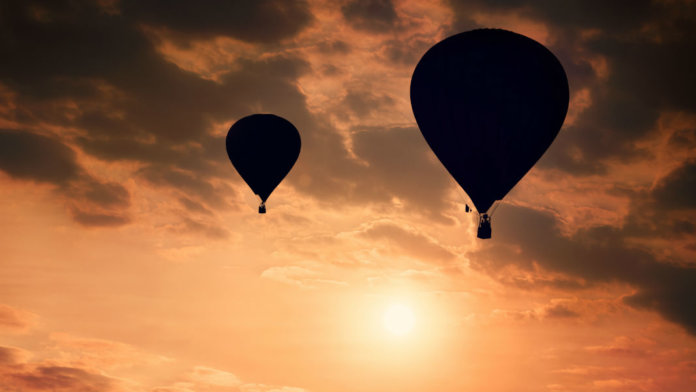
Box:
[382,304,415,336]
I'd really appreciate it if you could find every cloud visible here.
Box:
[0,304,38,332]
[0,346,30,365]
[69,209,130,227]
[168,217,231,240]
[122,0,314,44]
[610,158,696,253]
[46,332,172,370]
[0,1,320,223]
[1,1,312,145]
[584,335,655,357]
[153,365,309,392]
[591,378,656,391]
[2,0,695,227]
[381,37,435,66]
[652,159,696,210]
[0,130,131,227]
[349,126,455,221]
[260,266,347,290]
[470,204,696,334]
[3,320,147,391]
[316,39,351,55]
[188,366,241,387]
[0,130,80,184]
[486,297,619,325]
[0,340,306,392]
[357,220,455,263]
[178,196,213,215]
[0,1,694,390]
[0,365,121,392]
[341,0,399,33]
[0,0,464,225]
[449,0,656,32]
[138,165,229,208]
[340,89,395,117]
[445,1,696,176]
[543,303,581,319]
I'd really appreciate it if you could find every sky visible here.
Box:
[1,0,696,391]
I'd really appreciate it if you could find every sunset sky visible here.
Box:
[1,1,696,391]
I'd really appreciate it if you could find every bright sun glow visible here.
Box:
[383,304,415,336]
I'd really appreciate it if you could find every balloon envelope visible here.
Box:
[410,29,569,213]
[226,114,301,207]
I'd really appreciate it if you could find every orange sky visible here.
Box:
[1,1,696,391]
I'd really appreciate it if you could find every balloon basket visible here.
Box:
[477,213,491,239]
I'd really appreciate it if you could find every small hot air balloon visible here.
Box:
[410,29,569,239]
[226,114,301,213]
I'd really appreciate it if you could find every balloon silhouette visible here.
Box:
[226,114,301,213]
[410,29,569,238]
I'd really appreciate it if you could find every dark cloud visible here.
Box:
[341,0,399,33]
[618,162,696,241]
[546,19,696,172]
[316,39,351,54]
[0,131,130,212]
[470,204,696,334]
[2,365,117,392]
[69,178,130,209]
[449,0,656,32]
[320,64,343,77]
[506,275,589,291]
[341,89,394,117]
[0,130,80,185]
[179,197,213,215]
[0,0,460,222]
[652,160,696,210]
[350,126,455,221]
[544,303,581,319]
[0,130,131,227]
[0,1,151,101]
[0,0,312,143]
[73,52,312,209]
[382,37,434,66]
[0,0,313,55]
[668,126,696,149]
[0,0,320,221]
[4,0,693,231]
[122,0,314,44]
[446,0,696,175]
[2,340,117,390]
[138,165,228,208]
[70,208,130,228]
[65,177,131,227]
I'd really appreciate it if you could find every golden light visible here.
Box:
[382,304,415,336]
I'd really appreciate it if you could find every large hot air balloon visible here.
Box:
[226,114,301,213]
[410,29,569,239]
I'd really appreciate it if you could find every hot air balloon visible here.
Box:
[410,29,569,239]
[226,114,301,213]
